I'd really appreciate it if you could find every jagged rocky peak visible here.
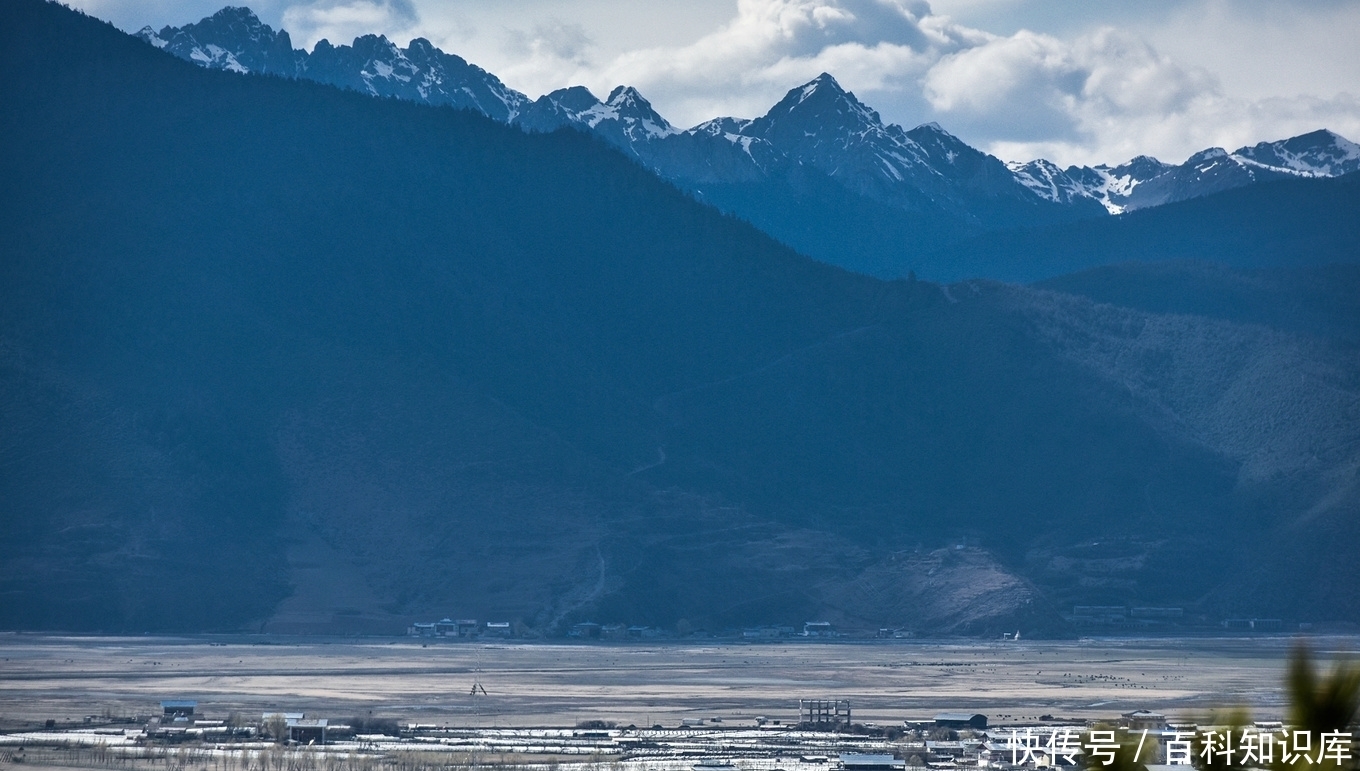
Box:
[909,121,950,136]
[605,85,662,118]
[604,85,677,135]
[403,36,468,71]
[1103,154,1172,177]
[752,72,884,135]
[605,85,643,106]
[215,6,261,21]
[209,5,269,30]
[404,37,443,58]
[517,84,678,143]
[1008,157,1072,200]
[135,5,528,121]
[165,6,285,46]
[135,4,298,75]
[690,116,753,137]
[162,5,272,37]
[1180,147,1248,180]
[1188,146,1230,164]
[1008,157,1064,179]
[344,33,402,58]
[905,120,978,156]
[137,5,264,41]
[129,7,1359,232]
[740,72,930,186]
[514,86,596,133]
[1234,129,1360,177]
[546,85,602,113]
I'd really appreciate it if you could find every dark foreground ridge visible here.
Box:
[2,0,1358,635]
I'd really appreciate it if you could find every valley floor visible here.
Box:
[1,634,1347,729]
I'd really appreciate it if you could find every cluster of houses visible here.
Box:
[54,698,1320,771]
[142,701,350,745]
[1064,606,1291,634]
[892,711,1311,769]
[1067,607,1187,628]
[406,619,514,638]
[567,621,849,640]
[398,608,1306,641]
[567,622,667,639]
[407,618,874,640]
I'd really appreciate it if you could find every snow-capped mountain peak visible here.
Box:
[752,72,885,140]
[544,85,599,113]
[516,84,678,149]
[1026,129,1360,215]
[137,6,527,122]
[604,85,679,139]
[1041,160,1161,214]
[689,116,754,138]
[1108,155,1172,177]
[1233,129,1360,178]
[1186,146,1230,170]
[1008,158,1090,206]
[136,7,1358,231]
[137,26,168,48]
[135,5,298,76]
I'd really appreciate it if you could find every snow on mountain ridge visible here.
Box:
[137,8,528,122]
[1017,131,1358,214]
[1008,159,1077,204]
[137,7,1357,225]
[741,72,964,204]
[138,27,168,48]
[1233,129,1360,178]
[603,85,679,139]
[516,84,681,152]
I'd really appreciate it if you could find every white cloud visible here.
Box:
[988,91,1360,169]
[475,0,1360,168]
[492,0,985,128]
[477,0,1360,167]
[922,29,1079,139]
[919,23,1360,166]
[281,0,418,49]
[504,19,593,64]
[71,0,1360,167]
[921,26,1223,162]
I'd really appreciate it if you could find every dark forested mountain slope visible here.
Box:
[2,0,1357,634]
[1038,261,1360,346]
[923,173,1360,283]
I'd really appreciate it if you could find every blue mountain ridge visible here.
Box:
[136,7,1360,279]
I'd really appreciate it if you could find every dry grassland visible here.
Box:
[3,635,1356,729]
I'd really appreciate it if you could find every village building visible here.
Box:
[161,700,197,719]
[935,712,988,729]
[841,754,905,771]
[803,621,837,637]
[800,699,852,726]
[1121,710,1167,731]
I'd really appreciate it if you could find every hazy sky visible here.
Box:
[72,0,1360,166]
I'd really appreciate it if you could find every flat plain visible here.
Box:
[2,635,1356,730]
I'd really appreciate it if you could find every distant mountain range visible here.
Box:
[135,7,1360,280]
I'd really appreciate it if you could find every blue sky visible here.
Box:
[72,0,1360,166]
